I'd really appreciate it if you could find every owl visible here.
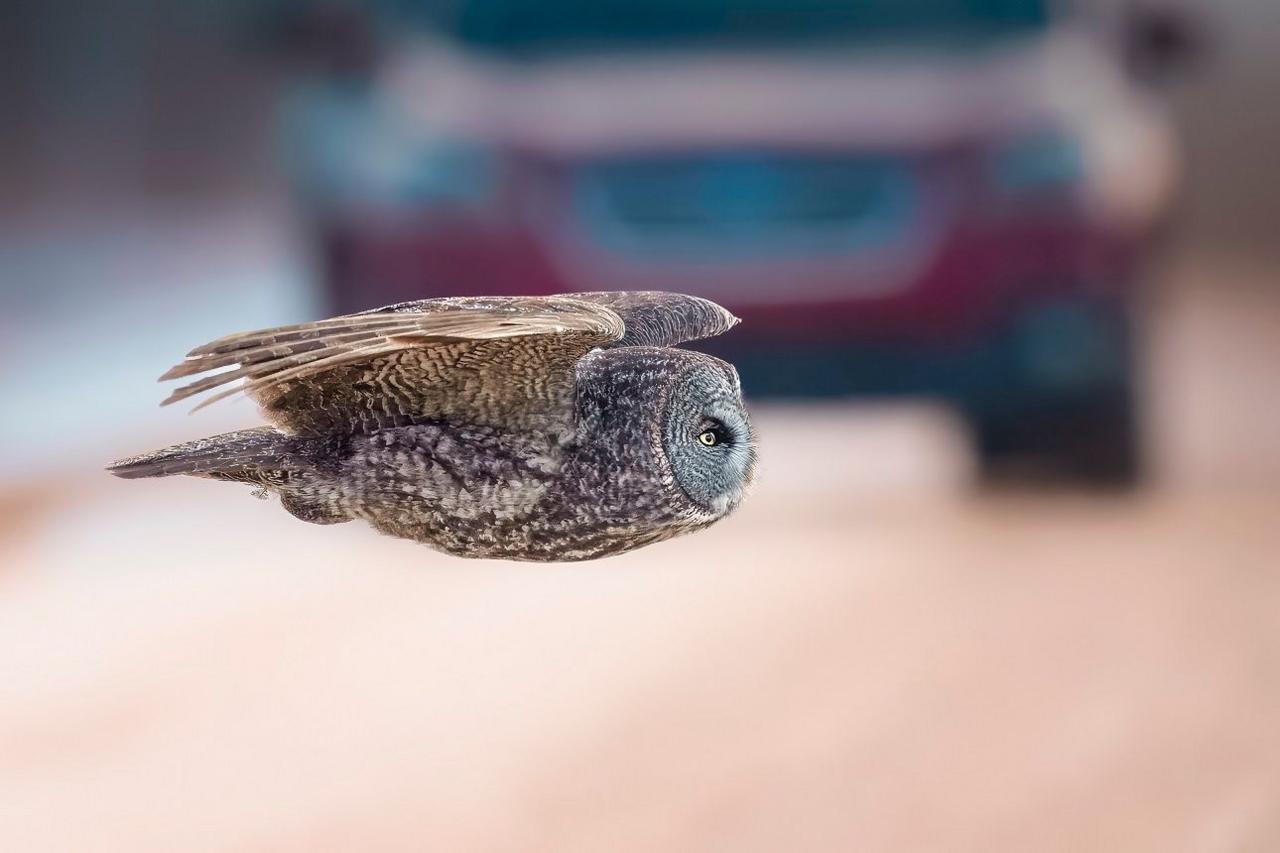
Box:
[108,292,756,561]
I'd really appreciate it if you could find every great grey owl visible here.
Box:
[108,292,756,561]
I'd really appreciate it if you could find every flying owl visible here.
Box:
[108,292,756,561]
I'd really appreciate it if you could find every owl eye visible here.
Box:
[698,429,720,447]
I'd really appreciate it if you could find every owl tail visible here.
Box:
[106,427,289,480]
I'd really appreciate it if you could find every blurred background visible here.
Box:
[2,1,1279,850]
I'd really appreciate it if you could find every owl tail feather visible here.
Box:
[107,427,288,480]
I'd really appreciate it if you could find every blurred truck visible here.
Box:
[282,0,1190,484]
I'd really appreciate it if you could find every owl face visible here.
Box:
[662,358,756,517]
[573,346,756,525]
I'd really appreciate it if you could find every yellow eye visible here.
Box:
[698,430,719,447]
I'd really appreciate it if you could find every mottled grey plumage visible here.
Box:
[108,292,756,561]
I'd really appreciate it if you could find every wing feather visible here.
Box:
[564,292,739,348]
[160,325,424,382]
[159,296,625,434]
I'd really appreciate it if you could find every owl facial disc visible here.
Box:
[663,360,756,516]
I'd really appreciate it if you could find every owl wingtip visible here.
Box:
[718,306,741,332]
[691,294,739,329]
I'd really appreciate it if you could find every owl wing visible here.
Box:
[158,292,737,435]
[562,291,739,348]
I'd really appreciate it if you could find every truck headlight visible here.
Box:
[991,130,1085,197]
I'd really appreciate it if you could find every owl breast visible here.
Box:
[327,422,700,561]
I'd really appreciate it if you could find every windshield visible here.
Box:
[392,0,1054,55]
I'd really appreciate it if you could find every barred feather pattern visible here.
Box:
[159,297,626,435]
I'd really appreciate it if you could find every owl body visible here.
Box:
[110,294,756,562]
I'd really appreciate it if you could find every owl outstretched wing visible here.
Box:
[158,292,737,435]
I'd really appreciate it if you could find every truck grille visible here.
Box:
[572,151,922,261]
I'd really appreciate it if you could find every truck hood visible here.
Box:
[381,29,1143,153]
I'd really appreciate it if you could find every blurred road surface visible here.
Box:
[1,396,1278,851]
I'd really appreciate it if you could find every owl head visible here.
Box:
[577,347,757,521]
